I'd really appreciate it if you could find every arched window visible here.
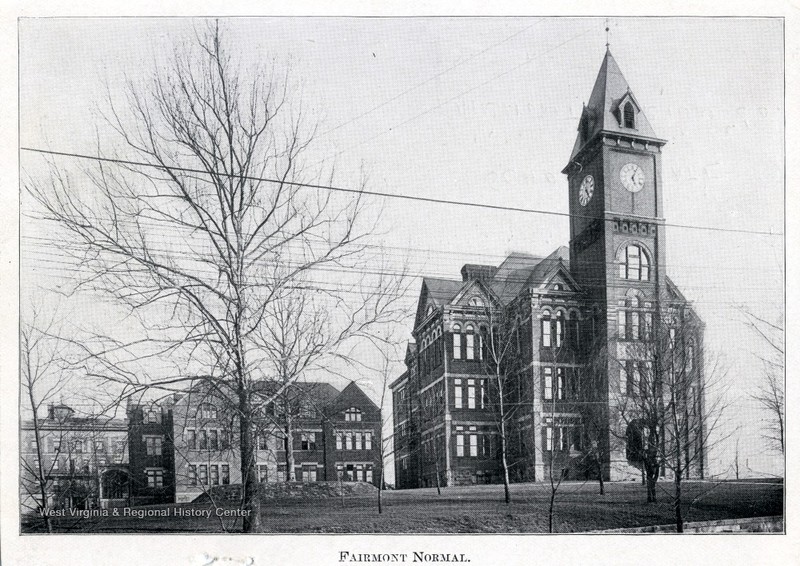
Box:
[620,244,650,281]
[465,324,475,360]
[555,311,564,348]
[468,296,484,308]
[623,102,635,129]
[541,312,552,348]
[345,407,362,422]
[452,324,462,359]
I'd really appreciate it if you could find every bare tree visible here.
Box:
[20,304,76,532]
[25,23,406,532]
[740,308,784,456]
[480,302,524,505]
[417,379,445,495]
[614,310,727,532]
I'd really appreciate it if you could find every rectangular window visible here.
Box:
[632,312,640,340]
[145,436,163,456]
[336,433,343,450]
[187,429,196,450]
[481,380,488,409]
[74,440,83,453]
[258,435,269,450]
[53,439,61,453]
[456,434,465,457]
[669,328,676,350]
[355,432,363,450]
[258,464,269,483]
[618,311,627,339]
[454,379,462,408]
[189,464,197,486]
[556,367,565,400]
[453,333,462,359]
[115,440,125,454]
[620,366,628,394]
[199,464,208,485]
[222,464,230,485]
[146,469,164,488]
[467,380,476,409]
[466,333,475,360]
[366,468,373,484]
[301,432,316,451]
[645,313,653,341]
[545,427,553,451]
[544,367,553,400]
[345,434,353,450]
[482,435,491,457]
[199,430,208,450]
[95,440,105,452]
[633,363,641,395]
[542,319,551,347]
[210,465,219,486]
[469,434,478,457]
[556,318,563,347]
[209,430,218,450]
[365,431,372,450]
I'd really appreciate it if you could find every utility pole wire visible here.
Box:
[21,147,782,237]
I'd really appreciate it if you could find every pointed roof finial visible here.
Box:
[605,18,610,49]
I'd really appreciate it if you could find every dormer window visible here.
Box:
[623,101,635,129]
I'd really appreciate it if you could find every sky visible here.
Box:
[18,17,784,478]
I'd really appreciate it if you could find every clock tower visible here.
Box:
[562,48,668,479]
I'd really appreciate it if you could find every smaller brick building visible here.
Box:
[125,402,176,505]
[170,380,382,503]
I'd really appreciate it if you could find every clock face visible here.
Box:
[579,175,594,206]
[620,163,645,193]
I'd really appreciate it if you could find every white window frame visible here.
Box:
[544,367,553,400]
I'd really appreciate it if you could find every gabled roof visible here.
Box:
[413,247,578,316]
[522,246,572,289]
[568,49,665,163]
[489,252,547,301]
[328,381,380,416]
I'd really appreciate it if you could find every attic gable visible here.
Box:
[451,278,500,309]
[328,382,380,420]
[534,258,582,294]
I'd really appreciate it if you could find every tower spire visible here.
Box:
[605,18,610,49]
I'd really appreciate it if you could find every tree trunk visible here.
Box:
[239,388,261,533]
[284,396,296,482]
[26,386,52,533]
[433,439,442,495]
[645,467,658,503]
[378,462,383,514]
[674,470,683,533]
[497,378,511,505]
[499,419,511,505]
[596,453,605,496]
[548,487,557,533]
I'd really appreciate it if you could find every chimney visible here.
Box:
[460,264,498,282]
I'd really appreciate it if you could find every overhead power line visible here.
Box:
[21,147,783,237]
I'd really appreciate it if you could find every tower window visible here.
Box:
[620,244,650,281]
[623,102,635,129]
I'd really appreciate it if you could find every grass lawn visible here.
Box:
[23,479,783,533]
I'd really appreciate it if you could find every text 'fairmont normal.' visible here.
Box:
[339,552,470,563]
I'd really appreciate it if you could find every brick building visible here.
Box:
[391,49,705,488]
[170,380,381,503]
[20,405,130,513]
